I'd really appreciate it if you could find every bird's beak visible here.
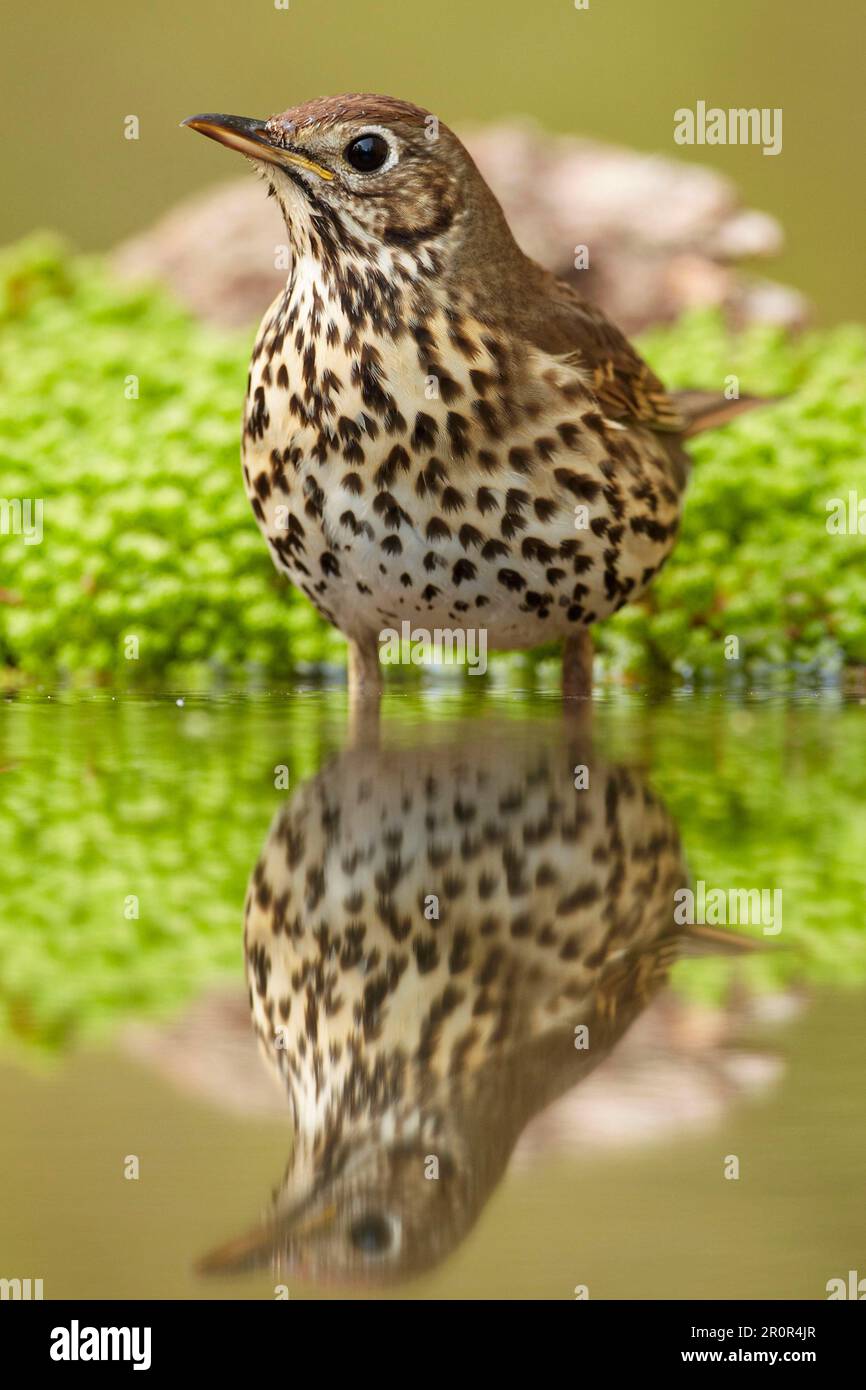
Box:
[196,1202,338,1277]
[181,112,334,180]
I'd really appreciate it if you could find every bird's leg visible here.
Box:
[347,632,383,695]
[346,634,383,747]
[562,628,594,699]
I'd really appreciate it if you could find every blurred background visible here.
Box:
[3,0,864,321]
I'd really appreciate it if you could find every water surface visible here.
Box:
[1,687,864,1299]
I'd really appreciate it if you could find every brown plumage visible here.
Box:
[184,95,769,695]
[198,719,708,1286]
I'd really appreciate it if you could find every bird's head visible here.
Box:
[197,1127,481,1288]
[182,92,520,275]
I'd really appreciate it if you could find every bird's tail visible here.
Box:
[674,389,779,438]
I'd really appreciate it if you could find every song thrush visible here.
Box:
[197,720,745,1285]
[183,96,766,694]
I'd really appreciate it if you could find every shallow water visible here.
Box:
[1,686,864,1299]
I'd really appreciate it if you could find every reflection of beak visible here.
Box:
[196,1201,337,1277]
[181,113,334,180]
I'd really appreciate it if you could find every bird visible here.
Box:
[196,719,747,1287]
[183,95,767,696]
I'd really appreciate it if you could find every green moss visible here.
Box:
[601,312,866,677]
[0,697,336,1056]
[0,236,341,684]
[1,235,864,682]
[2,693,864,1055]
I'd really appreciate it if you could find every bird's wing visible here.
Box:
[533,284,686,434]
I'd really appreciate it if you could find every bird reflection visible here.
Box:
[200,718,698,1286]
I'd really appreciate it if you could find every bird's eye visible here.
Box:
[348,1213,394,1254]
[343,133,391,173]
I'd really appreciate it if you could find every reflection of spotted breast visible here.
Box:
[244,724,687,1143]
[195,721,693,1284]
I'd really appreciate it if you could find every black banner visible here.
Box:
[2,1297,860,1373]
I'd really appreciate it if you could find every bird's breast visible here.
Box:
[240,266,686,645]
